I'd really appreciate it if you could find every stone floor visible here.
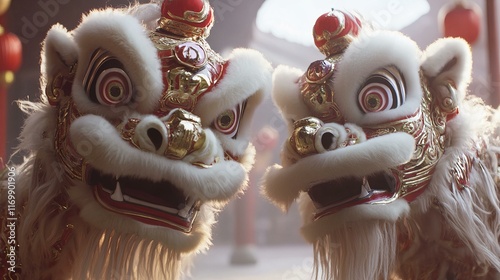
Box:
[190,244,315,280]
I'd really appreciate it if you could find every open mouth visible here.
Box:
[88,168,200,233]
[307,171,398,220]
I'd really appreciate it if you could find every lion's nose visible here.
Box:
[146,127,163,151]
[120,109,206,159]
[289,117,365,157]
[122,116,169,154]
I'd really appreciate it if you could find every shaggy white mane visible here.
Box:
[1,2,271,279]
[262,21,500,280]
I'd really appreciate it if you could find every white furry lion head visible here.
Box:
[261,9,500,280]
[13,1,271,279]
[264,8,471,232]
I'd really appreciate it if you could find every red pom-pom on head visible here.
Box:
[158,0,214,39]
[313,9,362,57]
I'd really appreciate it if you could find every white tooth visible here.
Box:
[111,180,124,202]
[360,178,370,198]
[178,198,196,218]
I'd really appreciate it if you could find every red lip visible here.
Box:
[90,169,199,233]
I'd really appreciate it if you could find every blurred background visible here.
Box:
[1,0,499,279]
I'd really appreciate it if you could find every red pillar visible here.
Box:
[234,178,257,246]
[230,126,278,265]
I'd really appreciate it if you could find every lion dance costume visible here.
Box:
[262,9,500,280]
[1,0,271,279]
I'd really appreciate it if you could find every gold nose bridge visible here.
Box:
[289,117,323,157]
[119,109,206,160]
[164,109,206,159]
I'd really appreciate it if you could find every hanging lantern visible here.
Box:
[439,0,481,45]
[0,31,22,75]
[0,0,11,16]
[0,0,15,166]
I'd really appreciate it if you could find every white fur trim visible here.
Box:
[262,132,415,210]
[194,48,272,126]
[70,115,247,202]
[334,30,423,126]
[314,123,348,152]
[238,143,256,174]
[194,48,271,157]
[17,103,57,152]
[271,65,310,130]
[300,196,410,243]
[71,9,163,116]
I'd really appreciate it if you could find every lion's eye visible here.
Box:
[83,49,133,106]
[213,101,247,139]
[358,66,405,113]
[216,110,236,131]
[95,68,132,106]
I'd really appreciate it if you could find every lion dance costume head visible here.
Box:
[263,9,500,279]
[1,0,271,279]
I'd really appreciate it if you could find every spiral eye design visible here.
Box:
[358,66,405,113]
[213,101,247,139]
[83,49,133,106]
[95,68,132,106]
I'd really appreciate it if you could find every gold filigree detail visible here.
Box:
[165,109,206,159]
[299,56,344,123]
[166,0,210,24]
[150,31,225,115]
[364,72,447,200]
[120,118,141,149]
[451,152,474,191]
[119,110,206,160]
[46,63,77,106]
[289,117,323,156]
[158,17,212,39]
[161,67,210,112]
[298,70,453,202]
[318,36,355,58]
[54,100,86,182]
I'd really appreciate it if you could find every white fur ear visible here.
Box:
[41,24,78,82]
[272,65,310,130]
[420,38,472,95]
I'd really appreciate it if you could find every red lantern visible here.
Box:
[0,31,22,72]
[0,0,16,164]
[439,0,482,45]
[0,0,11,16]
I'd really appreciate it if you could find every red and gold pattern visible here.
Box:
[158,0,214,39]
[39,0,231,241]
[294,71,462,218]
[313,9,362,57]
[299,56,344,123]
[150,33,226,115]
[294,10,465,215]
